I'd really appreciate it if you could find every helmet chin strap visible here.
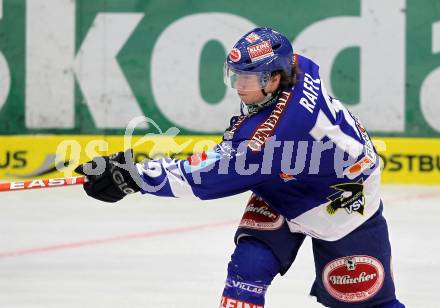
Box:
[256,87,275,105]
[241,88,281,116]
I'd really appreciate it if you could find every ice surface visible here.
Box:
[0,185,439,307]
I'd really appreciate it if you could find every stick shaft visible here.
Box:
[0,176,86,192]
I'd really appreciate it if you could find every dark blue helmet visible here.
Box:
[226,27,293,73]
[224,27,293,91]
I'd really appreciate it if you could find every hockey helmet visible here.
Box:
[223,27,293,92]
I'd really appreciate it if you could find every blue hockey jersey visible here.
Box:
[135,54,381,241]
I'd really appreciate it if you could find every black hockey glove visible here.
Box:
[74,149,141,203]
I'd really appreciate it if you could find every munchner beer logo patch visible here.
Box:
[323,255,385,303]
[326,180,365,215]
[247,41,274,62]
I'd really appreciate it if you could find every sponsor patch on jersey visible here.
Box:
[239,194,284,230]
[229,48,241,62]
[279,172,296,182]
[224,115,246,141]
[220,296,263,308]
[225,278,267,295]
[292,53,298,66]
[343,156,374,179]
[322,255,385,303]
[247,41,274,62]
[183,151,220,173]
[343,115,377,179]
[245,32,261,43]
[214,141,236,158]
[326,180,365,215]
[187,151,207,166]
[248,91,291,151]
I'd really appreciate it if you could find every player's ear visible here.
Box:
[268,72,281,90]
[271,73,281,83]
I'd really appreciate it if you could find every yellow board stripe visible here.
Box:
[0,136,439,184]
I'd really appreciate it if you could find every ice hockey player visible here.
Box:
[75,27,405,307]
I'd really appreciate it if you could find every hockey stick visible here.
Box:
[0,176,86,192]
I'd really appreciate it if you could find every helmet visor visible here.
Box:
[223,63,271,92]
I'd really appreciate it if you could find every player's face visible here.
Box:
[224,63,270,92]
[223,63,281,104]
[233,74,263,92]
[237,74,281,105]
[237,88,266,104]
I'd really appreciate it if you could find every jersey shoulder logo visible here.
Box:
[326,180,365,215]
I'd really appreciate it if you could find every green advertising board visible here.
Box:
[0,0,439,136]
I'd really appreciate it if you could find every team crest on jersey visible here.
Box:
[322,255,385,303]
[326,180,365,215]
